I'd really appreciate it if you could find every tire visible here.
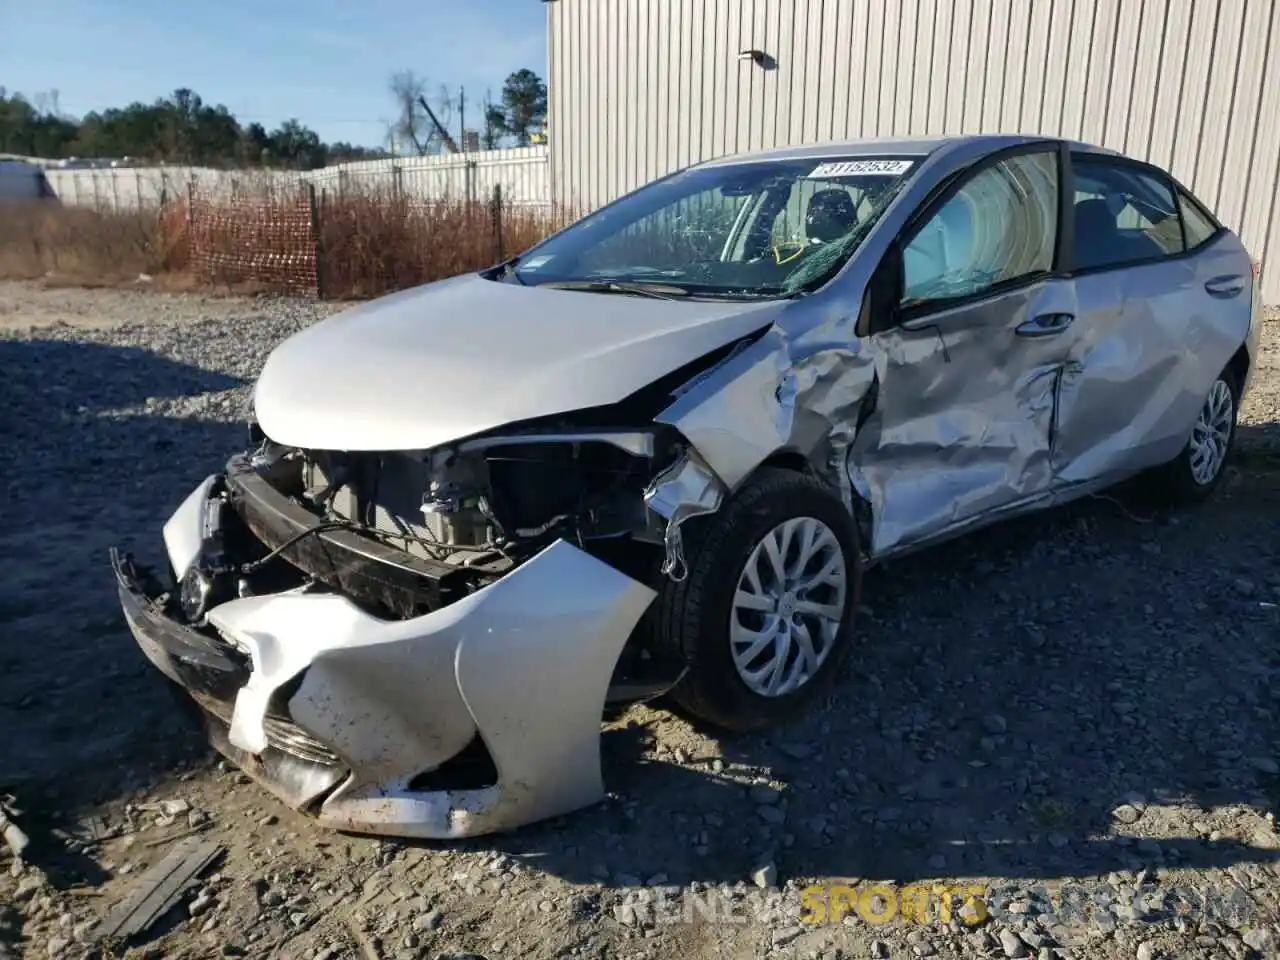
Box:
[1143,367,1241,505]
[656,467,862,733]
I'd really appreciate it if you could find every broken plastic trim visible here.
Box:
[456,429,655,459]
[642,450,726,582]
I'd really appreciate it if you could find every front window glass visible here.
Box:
[512,157,919,299]
[902,151,1059,306]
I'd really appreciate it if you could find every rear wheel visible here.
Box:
[1144,369,1239,504]
[656,467,861,732]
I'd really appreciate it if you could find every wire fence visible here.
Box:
[186,187,319,296]
[164,182,561,299]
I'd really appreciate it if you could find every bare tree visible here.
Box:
[388,70,433,155]
[30,89,61,117]
[434,83,456,136]
[380,118,399,155]
[388,71,462,156]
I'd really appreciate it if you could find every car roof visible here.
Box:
[695,134,1121,168]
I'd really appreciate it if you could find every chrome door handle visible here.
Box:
[1015,313,1075,337]
[1204,274,1245,298]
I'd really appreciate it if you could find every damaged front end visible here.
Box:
[113,417,729,838]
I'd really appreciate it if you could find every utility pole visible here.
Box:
[459,87,466,154]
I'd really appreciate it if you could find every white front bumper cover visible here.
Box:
[127,477,656,839]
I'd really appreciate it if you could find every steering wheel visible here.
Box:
[746,240,809,266]
[771,241,807,265]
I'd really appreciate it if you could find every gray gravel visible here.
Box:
[1,281,1278,960]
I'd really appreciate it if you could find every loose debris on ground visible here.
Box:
[1,282,1278,959]
[91,837,222,944]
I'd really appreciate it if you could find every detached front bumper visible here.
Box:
[114,551,350,808]
[115,464,656,839]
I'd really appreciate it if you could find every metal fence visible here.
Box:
[41,146,551,211]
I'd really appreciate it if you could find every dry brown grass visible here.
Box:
[1,182,568,300]
[0,202,185,286]
[317,187,562,299]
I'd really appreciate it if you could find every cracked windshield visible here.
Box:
[512,157,917,298]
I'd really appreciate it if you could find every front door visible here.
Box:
[849,147,1079,557]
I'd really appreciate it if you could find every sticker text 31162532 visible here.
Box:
[807,159,914,178]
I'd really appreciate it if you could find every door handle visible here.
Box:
[1204,274,1245,298]
[1015,313,1075,337]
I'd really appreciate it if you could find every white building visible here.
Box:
[544,0,1280,302]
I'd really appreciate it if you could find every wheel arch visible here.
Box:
[1226,342,1250,392]
[746,449,874,556]
[757,449,814,475]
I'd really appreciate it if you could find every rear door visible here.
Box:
[1051,154,1253,483]
[853,145,1080,556]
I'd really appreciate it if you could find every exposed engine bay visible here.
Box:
[169,417,713,714]
[294,429,661,590]
[113,416,705,838]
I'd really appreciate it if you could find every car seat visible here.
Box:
[1074,197,1155,270]
[805,189,858,244]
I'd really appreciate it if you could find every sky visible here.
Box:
[1,0,549,148]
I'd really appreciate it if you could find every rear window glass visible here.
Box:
[1071,160,1184,270]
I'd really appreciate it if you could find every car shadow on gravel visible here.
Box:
[2,338,251,855]
[0,338,244,417]
[1237,423,1280,462]
[469,464,1280,893]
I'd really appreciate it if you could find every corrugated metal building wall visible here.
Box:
[546,0,1280,302]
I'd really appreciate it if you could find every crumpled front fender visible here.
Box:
[653,322,881,511]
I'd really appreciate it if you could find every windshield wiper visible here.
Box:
[540,280,691,300]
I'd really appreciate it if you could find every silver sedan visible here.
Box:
[115,134,1262,837]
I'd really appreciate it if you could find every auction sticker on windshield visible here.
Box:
[808,159,914,178]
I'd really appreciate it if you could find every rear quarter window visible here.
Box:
[1178,188,1220,250]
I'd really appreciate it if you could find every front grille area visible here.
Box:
[192,683,342,768]
[262,715,343,766]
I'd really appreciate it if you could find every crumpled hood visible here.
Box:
[252,273,779,451]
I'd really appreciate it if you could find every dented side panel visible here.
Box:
[653,320,881,496]
[1055,241,1254,482]
[654,278,1091,560]
[851,279,1080,555]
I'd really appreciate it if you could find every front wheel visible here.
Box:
[1143,369,1240,504]
[655,467,862,732]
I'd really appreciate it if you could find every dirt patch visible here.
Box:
[1,284,1277,960]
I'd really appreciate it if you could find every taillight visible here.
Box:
[1252,259,1262,282]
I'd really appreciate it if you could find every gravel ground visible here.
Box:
[1,280,1278,960]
